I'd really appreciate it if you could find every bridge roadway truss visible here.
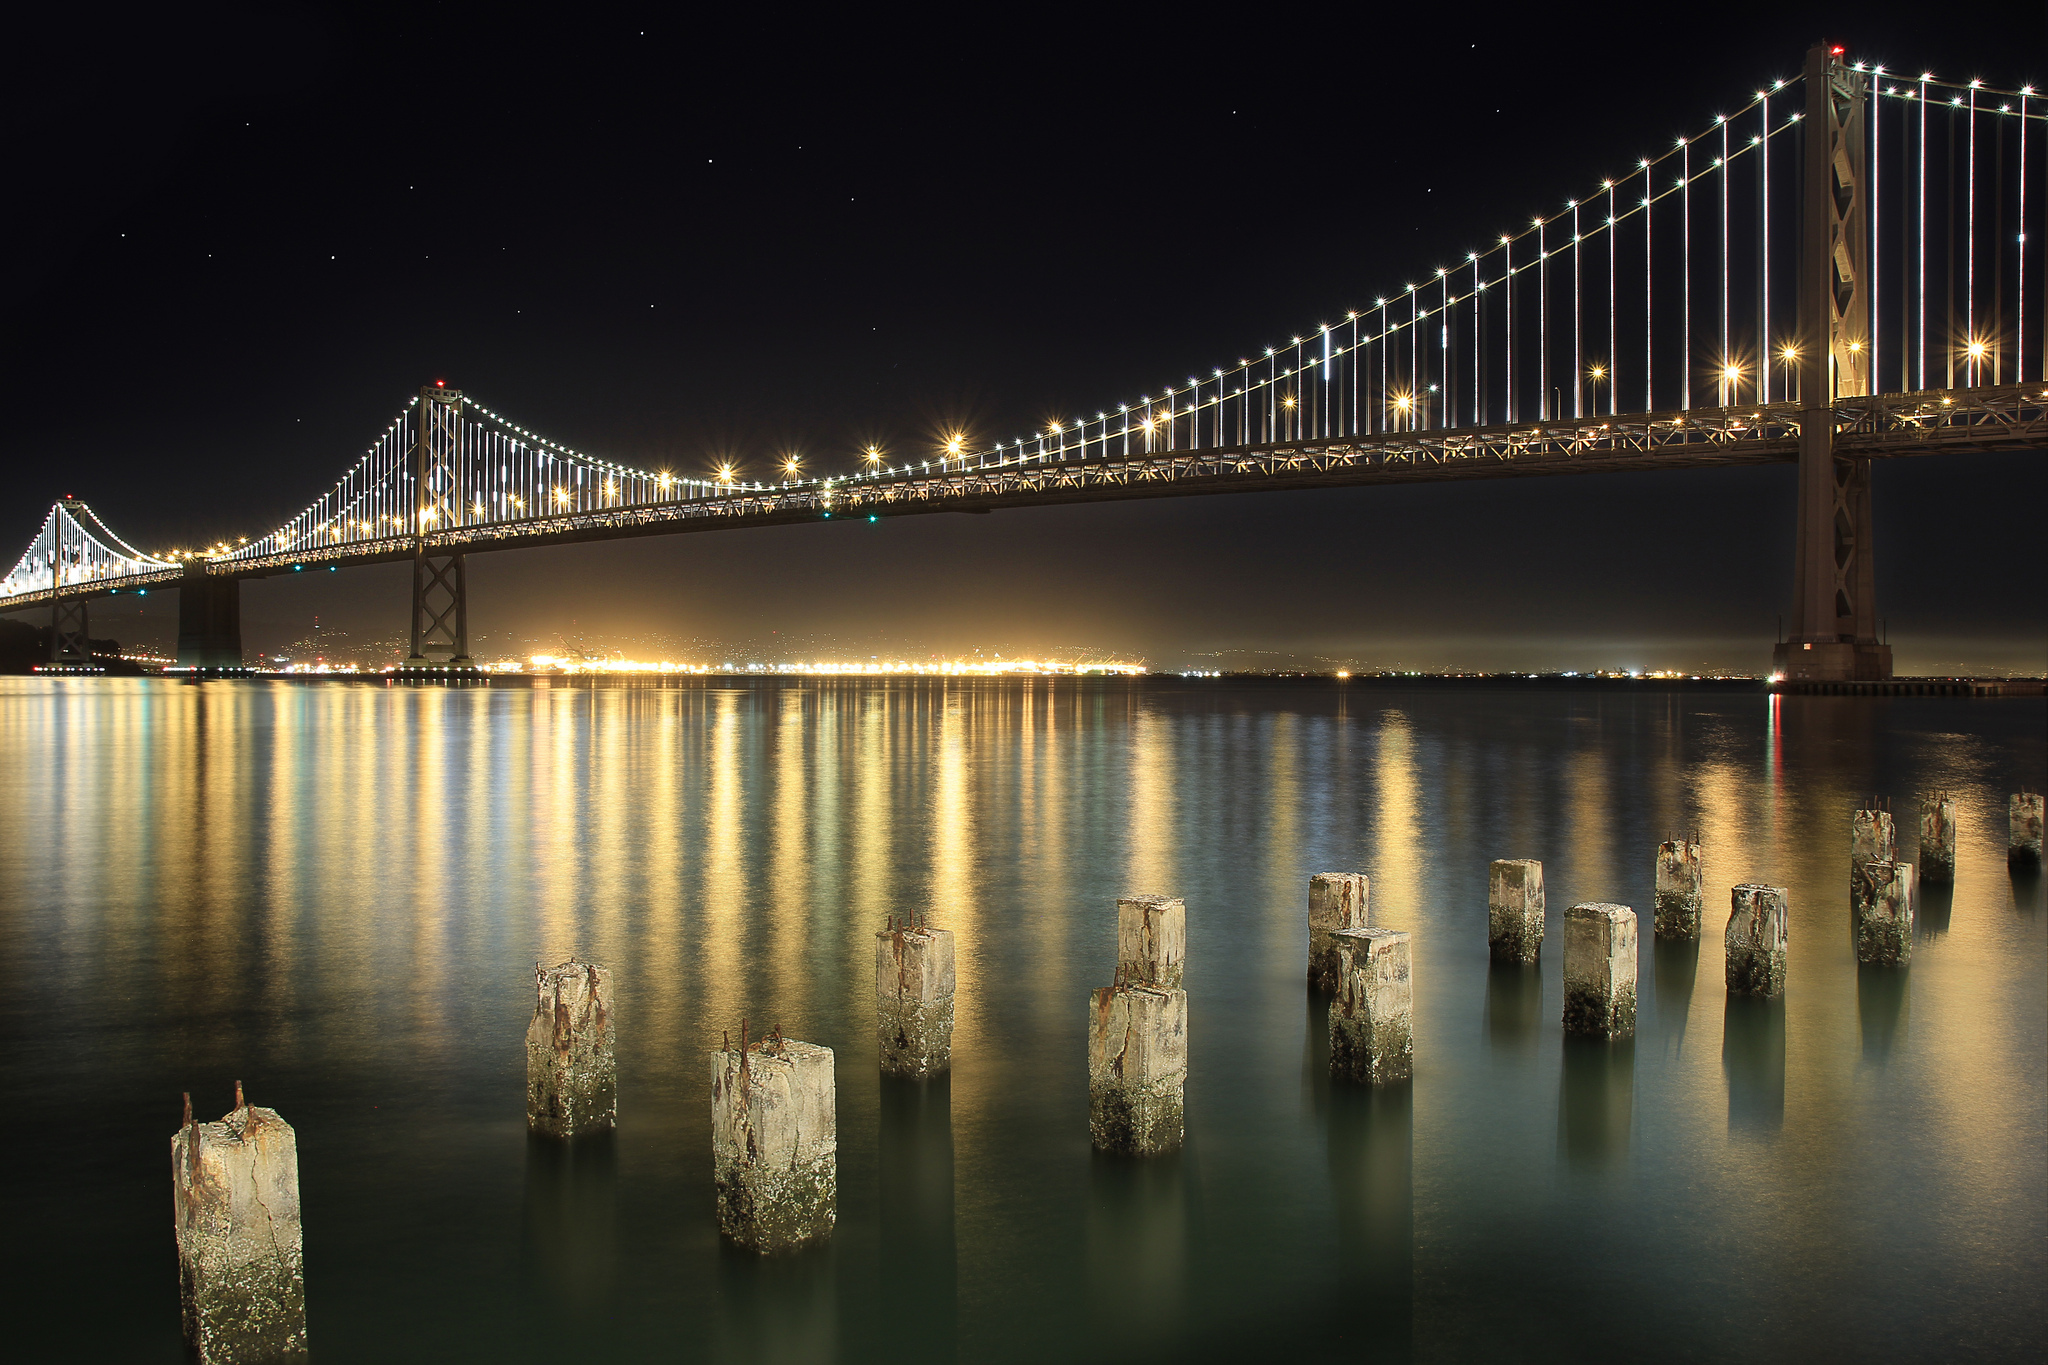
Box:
[4,382,2035,613]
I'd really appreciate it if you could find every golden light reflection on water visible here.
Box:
[0,678,2039,1363]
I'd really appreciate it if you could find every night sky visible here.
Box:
[4,3,2041,672]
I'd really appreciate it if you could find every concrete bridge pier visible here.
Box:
[177,564,243,671]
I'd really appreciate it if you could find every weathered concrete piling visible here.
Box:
[1562,904,1638,1038]
[526,960,616,1138]
[171,1086,308,1365]
[876,916,955,1078]
[1307,872,1371,993]
[1851,805,1896,894]
[1918,794,1956,884]
[1088,982,1188,1154]
[1118,895,1186,988]
[1726,885,1789,997]
[1854,861,1916,965]
[1328,927,1413,1084]
[1653,840,1704,939]
[711,1025,837,1252]
[2012,792,2045,868]
[1487,859,1545,963]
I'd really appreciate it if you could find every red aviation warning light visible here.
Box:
[435,379,445,387]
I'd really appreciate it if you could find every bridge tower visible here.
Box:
[1776,44,1891,682]
[404,384,473,670]
[46,497,92,666]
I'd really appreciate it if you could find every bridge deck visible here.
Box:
[4,384,2041,607]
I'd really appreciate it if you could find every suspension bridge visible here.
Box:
[6,47,2042,680]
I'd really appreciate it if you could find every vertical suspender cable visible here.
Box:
[1505,236,1515,422]
[2020,91,2030,381]
[1967,87,1978,382]
[1947,99,1957,388]
[1574,203,1583,417]
[1644,158,1654,412]
[1872,77,1882,390]
[1539,220,1549,419]
[1350,317,1360,435]
[1721,118,1730,398]
[1761,91,1771,404]
[1473,260,1482,424]
[1608,182,1617,412]
[1682,137,1691,410]
[1440,273,1451,428]
[1379,303,1388,432]
[1400,284,1417,421]
[1919,76,1930,388]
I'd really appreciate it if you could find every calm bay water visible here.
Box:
[1,676,2042,1362]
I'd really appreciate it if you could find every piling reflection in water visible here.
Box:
[1723,996,1787,1136]
[520,1130,617,1323]
[1484,961,1542,1056]
[1915,879,1955,939]
[1085,1149,1187,1346]
[1856,966,1910,1062]
[1325,1084,1412,1349]
[1652,939,1700,1055]
[880,1075,956,1363]
[715,1242,837,1365]
[1558,1038,1635,1165]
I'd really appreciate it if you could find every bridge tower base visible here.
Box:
[50,596,92,666]
[177,565,244,671]
[401,549,474,671]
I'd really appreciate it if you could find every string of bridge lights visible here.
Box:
[111,55,2048,572]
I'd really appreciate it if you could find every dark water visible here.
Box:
[1,677,2042,1363]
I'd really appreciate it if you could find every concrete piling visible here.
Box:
[1327,927,1413,1084]
[711,1024,837,1253]
[1653,840,1704,939]
[171,1085,308,1364]
[1918,794,1956,884]
[1487,859,1545,963]
[526,960,616,1138]
[1851,805,1896,894]
[1726,885,1789,997]
[1088,982,1187,1155]
[1307,872,1371,993]
[1562,904,1638,1038]
[2012,792,2045,868]
[876,916,955,1078]
[1854,861,1916,966]
[1118,895,1186,989]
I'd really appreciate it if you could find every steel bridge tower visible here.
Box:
[1776,44,1891,682]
